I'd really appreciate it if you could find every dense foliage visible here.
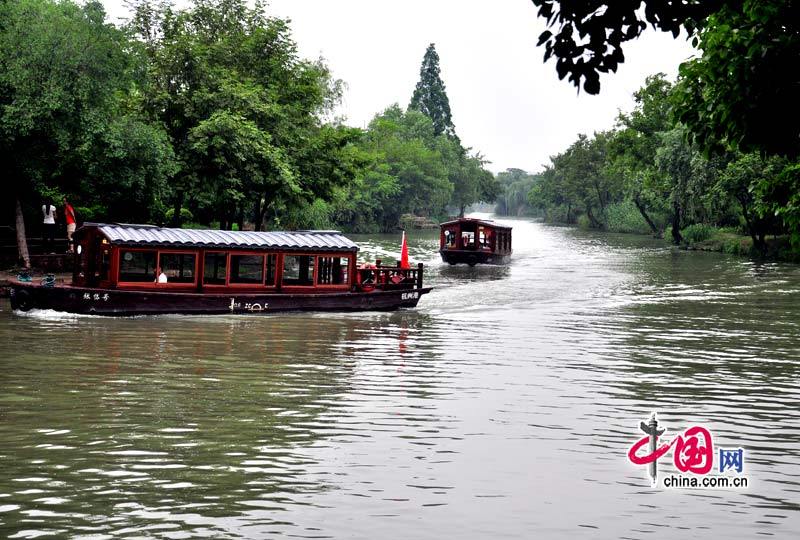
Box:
[2,1,499,264]
[530,0,718,94]
[530,1,800,245]
[127,0,361,230]
[409,44,457,141]
[528,1,800,254]
[527,73,798,253]
[5,0,798,264]
[305,105,499,233]
[494,169,541,217]
[0,0,176,264]
[671,1,800,157]
[257,42,499,233]
[406,43,498,221]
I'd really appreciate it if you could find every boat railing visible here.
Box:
[356,261,423,291]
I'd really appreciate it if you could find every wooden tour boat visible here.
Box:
[9,223,431,316]
[439,217,512,266]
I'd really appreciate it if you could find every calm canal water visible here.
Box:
[1,218,799,539]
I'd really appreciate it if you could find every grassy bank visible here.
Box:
[543,200,666,235]
[680,224,800,262]
[541,201,800,262]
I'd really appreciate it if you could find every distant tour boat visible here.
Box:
[10,223,431,316]
[439,217,512,266]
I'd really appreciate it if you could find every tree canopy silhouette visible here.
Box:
[409,43,458,141]
[531,2,800,157]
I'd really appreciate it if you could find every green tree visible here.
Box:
[655,127,702,244]
[332,106,454,232]
[568,133,618,227]
[82,113,177,223]
[129,0,358,230]
[408,43,496,216]
[716,153,787,252]
[0,0,157,265]
[607,74,674,235]
[530,2,800,247]
[435,137,498,217]
[528,163,576,223]
[754,164,800,249]
[495,169,540,216]
[451,152,500,217]
[409,43,458,141]
[530,1,800,159]
[672,2,800,157]
[368,106,452,228]
[528,132,620,227]
[530,0,714,94]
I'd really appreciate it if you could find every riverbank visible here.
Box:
[680,228,800,262]
[541,214,800,263]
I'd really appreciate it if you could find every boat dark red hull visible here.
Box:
[9,282,432,316]
[439,217,512,266]
[439,249,511,266]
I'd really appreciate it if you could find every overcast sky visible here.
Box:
[102,0,695,174]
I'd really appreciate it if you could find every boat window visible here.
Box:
[159,252,196,283]
[444,228,457,248]
[100,247,111,281]
[230,254,264,284]
[265,254,277,286]
[283,255,315,286]
[479,228,491,248]
[204,252,227,285]
[461,231,475,248]
[119,250,156,282]
[317,256,349,285]
[78,242,89,280]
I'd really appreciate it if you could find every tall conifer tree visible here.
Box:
[409,43,458,141]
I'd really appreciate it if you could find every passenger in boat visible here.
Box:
[358,262,376,285]
[481,230,492,248]
[362,270,375,285]
[155,267,168,283]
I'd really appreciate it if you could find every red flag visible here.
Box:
[400,231,410,269]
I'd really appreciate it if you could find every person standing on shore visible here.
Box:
[42,200,56,253]
[63,197,76,252]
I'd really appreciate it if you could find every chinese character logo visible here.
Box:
[627,413,746,488]
[719,448,744,473]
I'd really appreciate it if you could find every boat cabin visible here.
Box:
[439,217,512,266]
[71,223,420,293]
[10,223,429,315]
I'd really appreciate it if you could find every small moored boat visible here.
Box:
[439,217,512,266]
[9,223,431,315]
